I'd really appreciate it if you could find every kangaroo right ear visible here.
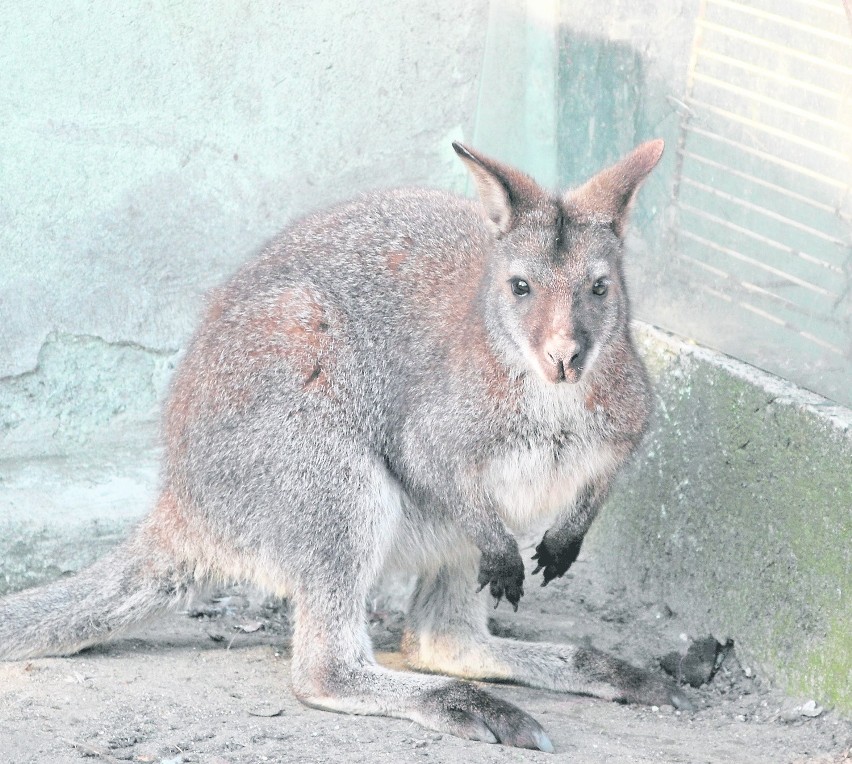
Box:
[564,140,665,237]
[452,142,540,236]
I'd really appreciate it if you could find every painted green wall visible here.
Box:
[0,0,487,458]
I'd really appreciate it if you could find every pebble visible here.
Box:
[247,706,283,717]
[780,699,824,723]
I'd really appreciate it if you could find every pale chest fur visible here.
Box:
[483,437,619,533]
[480,383,624,533]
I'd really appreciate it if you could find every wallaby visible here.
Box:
[0,139,690,752]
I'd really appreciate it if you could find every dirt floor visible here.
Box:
[1,551,849,764]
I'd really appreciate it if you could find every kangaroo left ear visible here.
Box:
[565,140,664,237]
[452,142,543,237]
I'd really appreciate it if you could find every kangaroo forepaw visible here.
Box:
[418,681,554,752]
[477,545,525,611]
[531,534,583,585]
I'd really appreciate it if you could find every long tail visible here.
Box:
[0,519,194,661]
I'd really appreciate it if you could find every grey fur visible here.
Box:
[0,139,688,752]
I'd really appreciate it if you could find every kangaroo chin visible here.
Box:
[0,136,691,753]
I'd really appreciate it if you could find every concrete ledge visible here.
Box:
[588,323,851,714]
[0,445,158,596]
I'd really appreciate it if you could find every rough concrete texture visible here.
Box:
[587,324,852,714]
[0,445,160,597]
[0,0,488,455]
[0,334,178,460]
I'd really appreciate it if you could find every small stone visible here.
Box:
[247,706,283,717]
[234,621,265,633]
[736,714,746,722]
[800,700,824,718]
[651,705,660,713]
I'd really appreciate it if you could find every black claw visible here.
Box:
[477,542,525,612]
[531,534,583,586]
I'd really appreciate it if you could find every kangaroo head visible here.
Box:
[453,140,664,385]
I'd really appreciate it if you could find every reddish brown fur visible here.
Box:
[439,259,522,404]
[165,286,338,458]
[585,343,649,441]
[248,289,332,374]
[564,140,664,236]
[524,289,580,384]
[146,491,194,557]
[145,490,259,586]
[386,250,408,274]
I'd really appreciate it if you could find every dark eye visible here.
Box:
[592,278,608,296]
[510,278,530,297]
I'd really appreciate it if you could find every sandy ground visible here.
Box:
[1,554,849,764]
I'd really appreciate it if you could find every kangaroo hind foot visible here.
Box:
[289,585,553,752]
[403,560,693,711]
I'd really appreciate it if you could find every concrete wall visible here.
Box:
[477,0,852,407]
[0,0,488,460]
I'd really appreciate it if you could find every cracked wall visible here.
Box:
[0,334,178,460]
[0,0,488,460]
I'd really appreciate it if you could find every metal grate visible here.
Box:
[671,0,852,405]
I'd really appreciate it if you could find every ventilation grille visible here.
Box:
[672,0,852,405]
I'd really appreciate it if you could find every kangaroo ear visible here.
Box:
[565,139,664,237]
[452,142,540,236]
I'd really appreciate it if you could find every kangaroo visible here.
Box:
[0,139,690,752]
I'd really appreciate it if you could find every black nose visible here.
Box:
[568,344,586,372]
